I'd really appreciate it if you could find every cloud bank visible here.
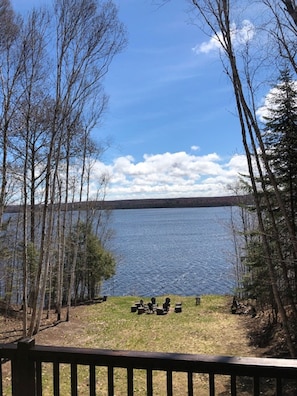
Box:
[90,151,248,201]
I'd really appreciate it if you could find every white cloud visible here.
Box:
[226,154,250,175]
[191,145,200,151]
[256,80,297,122]
[193,34,222,54]
[193,20,255,55]
[232,20,255,46]
[87,151,248,200]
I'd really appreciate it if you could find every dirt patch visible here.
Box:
[245,311,292,358]
[0,307,88,345]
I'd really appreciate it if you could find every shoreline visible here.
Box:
[5,195,253,213]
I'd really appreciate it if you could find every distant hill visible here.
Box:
[5,195,253,213]
[100,195,253,210]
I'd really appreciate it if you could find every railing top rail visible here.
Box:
[1,341,297,379]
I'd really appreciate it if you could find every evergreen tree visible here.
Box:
[65,221,116,303]
[263,69,297,232]
[262,69,297,297]
[234,70,297,338]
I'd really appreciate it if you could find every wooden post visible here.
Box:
[11,338,36,396]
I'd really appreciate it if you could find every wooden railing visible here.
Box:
[1,338,297,395]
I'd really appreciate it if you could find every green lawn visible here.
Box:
[77,295,254,356]
[32,294,259,395]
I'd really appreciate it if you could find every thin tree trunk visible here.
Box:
[191,0,297,356]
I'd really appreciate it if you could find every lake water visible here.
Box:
[102,207,235,297]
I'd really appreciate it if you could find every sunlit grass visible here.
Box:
[79,295,252,357]
[6,295,259,395]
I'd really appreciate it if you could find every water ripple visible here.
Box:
[102,207,235,297]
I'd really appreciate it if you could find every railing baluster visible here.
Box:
[127,367,133,396]
[89,364,96,396]
[253,375,260,396]
[276,377,282,395]
[71,363,78,396]
[230,374,236,396]
[146,369,153,396]
[108,366,114,396]
[209,372,215,396]
[0,359,3,396]
[187,371,193,396]
[36,361,42,396]
[53,362,60,396]
[166,370,173,396]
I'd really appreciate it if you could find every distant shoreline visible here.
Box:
[5,195,253,213]
[101,195,253,210]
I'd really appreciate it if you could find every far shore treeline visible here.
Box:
[5,195,253,213]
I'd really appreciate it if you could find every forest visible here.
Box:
[4,195,252,211]
[0,0,126,337]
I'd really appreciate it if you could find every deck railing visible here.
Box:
[1,338,297,395]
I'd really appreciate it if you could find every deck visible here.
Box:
[1,338,297,395]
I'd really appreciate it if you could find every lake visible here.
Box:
[102,206,235,297]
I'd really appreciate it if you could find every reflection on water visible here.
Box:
[102,207,235,297]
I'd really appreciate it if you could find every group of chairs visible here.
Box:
[130,297,182,315]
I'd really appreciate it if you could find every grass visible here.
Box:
[3,294,262,395]
[78,294,256,357]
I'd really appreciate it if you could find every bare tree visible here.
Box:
[0,0,125,335]
[27,0,126,335]
[0,0,23,229]
[188,0,297,356]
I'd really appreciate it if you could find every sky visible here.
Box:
[11,0,253,200]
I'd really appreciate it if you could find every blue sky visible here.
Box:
[12,0,251,200]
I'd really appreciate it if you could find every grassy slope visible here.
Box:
[83,295,257,356]
[31,295,262,395]
[35,294,260,356]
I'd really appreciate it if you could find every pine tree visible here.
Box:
[262,69,297,299]
[263,69,297,230]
